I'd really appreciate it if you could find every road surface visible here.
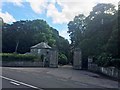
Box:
[1,66,119,90]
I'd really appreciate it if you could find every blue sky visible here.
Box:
[0,0,118,42]
[1,2,66,29]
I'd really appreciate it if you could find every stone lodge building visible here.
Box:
[30,42,58,68]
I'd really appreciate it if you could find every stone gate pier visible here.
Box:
[73,48,82,70]
[49,49,58,68]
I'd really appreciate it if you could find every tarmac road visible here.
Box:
[1,66,119,90]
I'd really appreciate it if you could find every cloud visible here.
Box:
[1,0,118,24]
[47,3,68,24]
[46,0,96,24]
[27,0,47,14]
[59,29,70,42]
[0,12,16,23]
[96,0,119,9]
[26,0,118,24]
[4,0,24,7]
[47,0,118,24]
[46,0,118,41]
[96,0,118,5]
[0,1,2,12]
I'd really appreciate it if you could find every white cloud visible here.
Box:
[59,29,70,42]
[47,3,68,24]
[26,0,118,24]
[27,0,48,14]
[1,0,118,24]
[0,12,16,23]
[0,1,2,12]
[96,0,118,5]
[1,0,118,40]
[46,0,118,24]
[46,0,119,41]
[4,0,24,7]
[46,0,94,24]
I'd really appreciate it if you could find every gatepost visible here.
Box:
[49,49,58,68]
[73,48,82,70]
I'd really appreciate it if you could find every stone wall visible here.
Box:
[88,63,100,72]
[99,67,119,78]
[2,61,43,67]
[88,58,119,79]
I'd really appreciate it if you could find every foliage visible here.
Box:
[95,53,120,69]
[2,19,69,62]
[95,53,112,67]
[110,59,120,69]
[1,53,37,62]
[68,14,86,48]
[56,36,70,60]
[58,53,68,65]
[68,3,119,67]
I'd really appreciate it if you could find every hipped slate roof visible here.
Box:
[31,42,51,49]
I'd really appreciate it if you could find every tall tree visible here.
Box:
[68,14,86,48]
[68,3,118,59]
[2,19,69,58]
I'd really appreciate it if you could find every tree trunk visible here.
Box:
[15,40,19,53]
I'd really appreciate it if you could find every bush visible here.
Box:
[110,59,120,69]
[0,53,37,62]
[95,53,112,67]
[95,53,120,69]
[58,53,68,65]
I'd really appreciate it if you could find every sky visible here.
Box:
[0,0,119,42]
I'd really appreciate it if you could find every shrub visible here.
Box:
[110,59,120,69]
[58,53,68,65]
[95,53,112,67]
[95,53,120,69]
[0,53,37,62]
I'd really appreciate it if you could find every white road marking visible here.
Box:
[74,81,88,86]
[59,78,68,81]
[0,75,39,89]
[10,81,20,86]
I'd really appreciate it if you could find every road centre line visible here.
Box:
[0,75,41,89]
[10,81,20,86]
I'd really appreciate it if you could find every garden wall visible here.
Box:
[2,61,43,67]
[88,63,119,79]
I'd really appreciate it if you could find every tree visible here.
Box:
[68,14,86,48]
[67,3,118,62]
[2,19,69,58]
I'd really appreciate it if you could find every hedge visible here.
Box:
[0,53,37,62]
[95,53,120,69]
[58,53,68,65]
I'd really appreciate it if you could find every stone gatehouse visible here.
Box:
[30,42,58,68]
